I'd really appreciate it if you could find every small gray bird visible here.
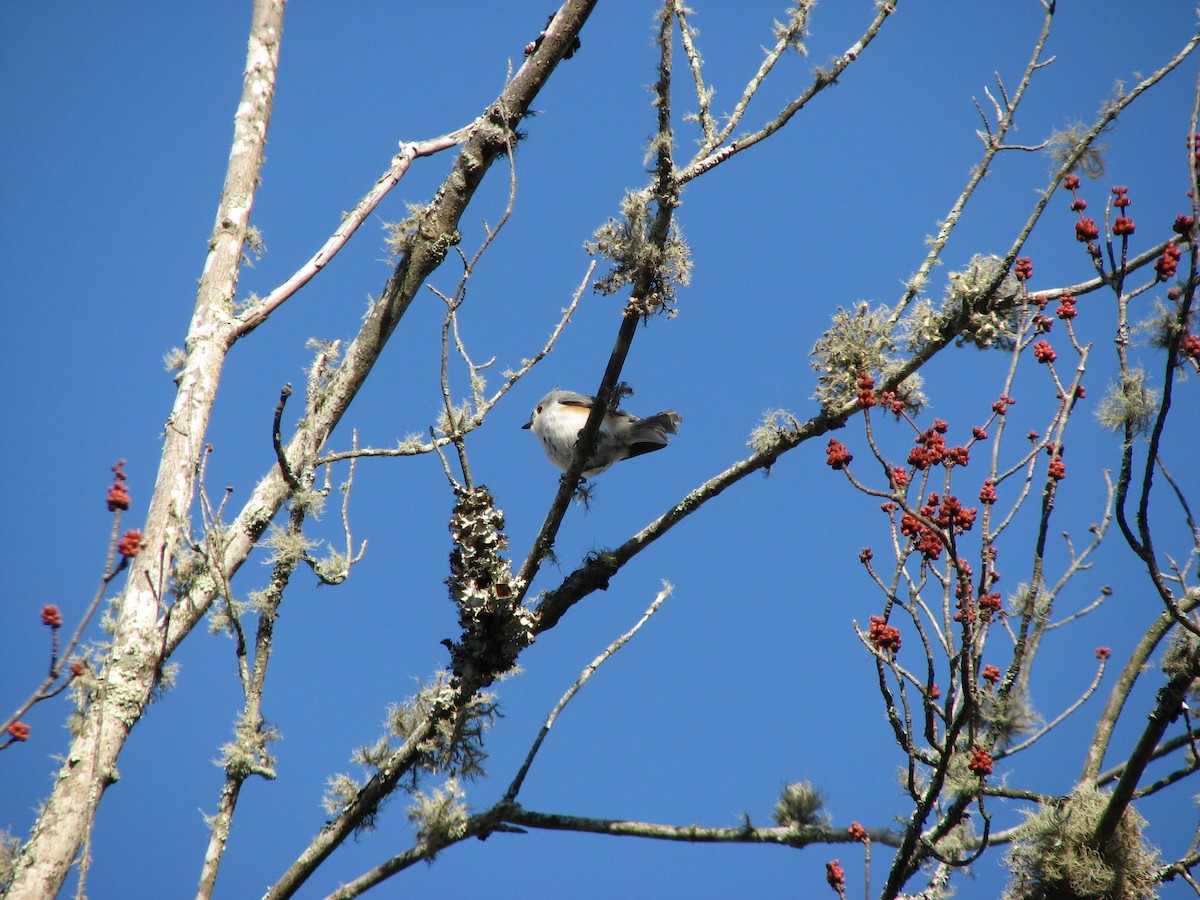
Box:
[522,389,682,476]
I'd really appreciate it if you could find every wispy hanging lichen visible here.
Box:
[585,189,692,319]
[809,301,930,414]
[943,254,1023,349]
[1003,787,1159,900]
[407,777,468,860]
[1046,122,1108,180]
[810,302,898,408]
[772,780,828,827]
[748,409,800,454]
[1095,368,1160,436]
[773,3,815,54]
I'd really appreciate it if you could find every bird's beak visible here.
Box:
[521,419,532,430]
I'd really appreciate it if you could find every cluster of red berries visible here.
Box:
[1014,257,1033,281]
[855,372,876,409]
[106,460,131,512]
[855,374,908,415]
[876,390,906,414]
[901,513,946,560]
[41,605,63,628]
[1048,452,1066,482]
[968,745,993,777]
[1154,242,1182,282]
[826,439,853,470]
[931,493,976,533]
[954,582,1001,623]
[906,419,971,471]
[826,859,846,893]
[868,615,901,653]
[979,592,1003,618]
[897,493,976,562]
[1181,331,1200,360]
[1075,218,1099,242]
[979,480,997,504]
[1033,340,1057,364]
[907,423,946,470]
[118,530,143,558]
[1063,176,1145,244]
[6,723,31,742]
[981,664,1001,686]
[1056,293,1078,320]
[1111,186,1135,236]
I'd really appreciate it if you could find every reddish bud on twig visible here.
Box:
[826,859,846,893]
[117,530,143,558]
[1048,457,1066,481]
[1056,294,1077,320]
[106,460,131,511]
[825,439,853,470]
[1180,332,1200,360]
[1154,243,1181,282]
[1033,340,1057,364]
[1112,216,1135,236]
[968,746,993,777]
[868,616,901,653]
[978,593,1002,621]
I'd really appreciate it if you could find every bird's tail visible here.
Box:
[625,410,682,459]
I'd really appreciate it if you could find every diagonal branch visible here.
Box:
[6,3,286,894]
[234,129,470,337]
[518,2,679,595]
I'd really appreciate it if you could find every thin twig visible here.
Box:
[234,128,471,337]
[506,582,672,802]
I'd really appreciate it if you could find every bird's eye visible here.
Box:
[536,405,543,414]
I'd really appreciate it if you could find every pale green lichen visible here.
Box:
[586,189,692,319]
[772,780,828,828]
[1095,368,1160,436]
[1003,787,1159,900]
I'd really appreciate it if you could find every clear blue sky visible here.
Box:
[2,3,1197,898]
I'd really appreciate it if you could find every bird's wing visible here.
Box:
[556,391,595,409]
